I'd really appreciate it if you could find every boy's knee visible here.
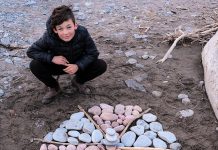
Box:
[29,60,43,73]
[98,59,107,73]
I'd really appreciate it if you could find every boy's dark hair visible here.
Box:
[51,5,75,29]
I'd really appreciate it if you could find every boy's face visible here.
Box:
[53,19,77,42]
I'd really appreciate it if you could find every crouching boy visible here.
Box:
[27,5,107,104]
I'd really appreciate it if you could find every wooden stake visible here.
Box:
[119,108,151,139]
[31,138,100,146]
[78,105,106,138]
[119,147,170,150]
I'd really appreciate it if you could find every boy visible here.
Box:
[27,5,107,104]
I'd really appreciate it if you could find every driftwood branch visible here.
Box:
[0,43,29,50]
[119,108,151,139]
[158,23,218,63]
[157,30,187,63]
[78,105,106,138]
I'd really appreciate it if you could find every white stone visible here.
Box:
[127,58,137,64]
[68,130,80,137]
[44,132,53,142]
[125,50,136,57]
[158,131,177,144]
[130,125,144,136]
[79,133,91,143]
[149,122,163,132]
[178,94,188,99]
[170,143,182,150]
[70,112,84,121]
[133,135,152,147]
[80,118,90,124]
[59,120,68,128]
[179,109,194,118]
[67,137,79,145]
[121,131,136,147]
[144,131,157,140]
[136,119,149,129]
[142,54,149,60]
[106,128,116,136]
[65,120,83,130]
[152,91,162,97]
[0,89,4,97]
[101,139,119,146]
[83,122,95,134]
[53,128,68,142]
[142,113,157,122]
[153,138,167,149]
[182,97,191,105]
[92,129,103,143]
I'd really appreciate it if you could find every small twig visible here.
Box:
[78,105,106,138]
[157,31,187,63]
[31,138,100,145]
[119,108,151,139]
[119,147,170,150]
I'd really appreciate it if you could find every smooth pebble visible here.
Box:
[79,133,92,143]
[142,113,157,122]
[144,131,157,139]
[170,143,182,150]
[40,144,48,150]
[68,131,80,137]
[83,122,95,134]
[59,145,66,150]
[85,146,100,150]
[133,135,152,147]
[136,119,149,129]
[68,137,79,145]
[76,144,86,150]
[70,112,84,121]
[150,122,163,132]
[88,106,101,115]
[153,138,167,149]
[121,131,136,146]
[92,129,103,143]
[158,131,177,143]
[100,113,118,121]
[48,144,58,150]
[114,104,125,115]
[130,125,145,136]
[114,125,125,132]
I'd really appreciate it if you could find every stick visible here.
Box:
[119,147,170,150]
[31,138,100,146]
[78,105,106,138]
[157,31,187,63]
[119,108,151,139]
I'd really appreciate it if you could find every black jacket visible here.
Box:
[27,18,99,71]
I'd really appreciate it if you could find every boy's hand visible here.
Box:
[52,56,69,65]
[63,64,79,75]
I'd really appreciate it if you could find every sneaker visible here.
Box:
[42,86,61,104]
[71,77,90,94]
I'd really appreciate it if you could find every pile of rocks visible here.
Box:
[89,103,143,134]
[40,103,181,150]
